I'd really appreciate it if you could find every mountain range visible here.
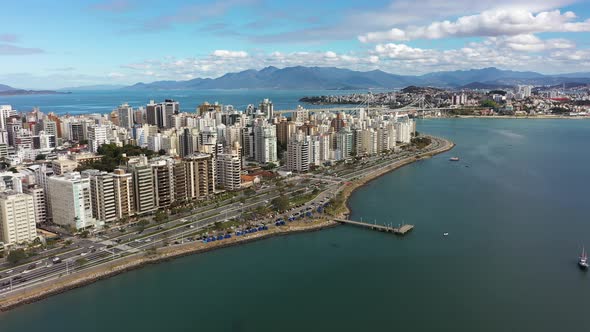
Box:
[2,67,590,93]
[124,66,590,90]
[0,84,67,96]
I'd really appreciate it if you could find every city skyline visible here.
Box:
[1,0,590,89]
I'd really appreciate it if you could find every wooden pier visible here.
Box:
[334,219,414,235]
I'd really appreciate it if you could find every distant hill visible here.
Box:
[459,82,515,90]
[0,83,69,96]
[0,84,17,92]
[123,66,590,90]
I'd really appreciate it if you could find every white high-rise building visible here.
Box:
[47,172,97,230]
[254,122,277,164]
[117,103,134,129]
[394,116,413,144]
[88,125,108,153]
[0,192,37,246]
[216,153,242,191]
[335,128,353,160]
[287,134,310,172]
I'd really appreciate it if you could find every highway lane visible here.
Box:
[0,182,329,294]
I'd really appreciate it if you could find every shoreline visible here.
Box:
[0,137,454,313]
[338,137,455,218]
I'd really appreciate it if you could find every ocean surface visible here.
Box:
[0,89,368,115]
[1,91,589,331]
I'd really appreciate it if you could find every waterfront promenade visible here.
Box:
[0,135,454,311]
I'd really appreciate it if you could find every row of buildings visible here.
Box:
[0,99,415,248]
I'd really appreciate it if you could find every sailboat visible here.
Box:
[579,246,589,270]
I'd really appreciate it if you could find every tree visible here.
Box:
[35,154,46,161]
[480,99,498,108]
[7,249,27,265]
[154,211,168,223]
[8,167,18,173]
[79,230,90,238]
[262,162,277,170]
[158,149,166,156]
[271,195,290,212]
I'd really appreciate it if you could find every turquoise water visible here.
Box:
[1,118,590,331]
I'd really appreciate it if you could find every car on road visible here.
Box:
[80,252,88,257]
[145,238,152,242]
[52,257,61,264]
[5,269,13,274]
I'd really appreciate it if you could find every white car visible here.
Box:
[80,252,88,256]
[145,238,152,242]
[5,270,13,274]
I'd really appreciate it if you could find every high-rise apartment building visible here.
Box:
[151,158,174,208]
[47,172,96,230]
[253,122,277,164]
[0,192,37,246]
[112,169,134,219]
[127,156,156,215]
[82,170,117,223]
[88,125,108,153]
[24,185,46,224]
[117,103,134,129]
[216,153,241,191]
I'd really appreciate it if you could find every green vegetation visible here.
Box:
[271,195,289,212]
[154,210,168,223]
[411,136,432,150]
[480,99,499,108]
[262,162,277,170]
[35,154,46,160]
[75,258,88,266]
[7,249,26,265]
[76,144,156,172]
[550,107,569,114]
[325,192,346,216]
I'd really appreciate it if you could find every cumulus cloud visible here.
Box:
[253,0,580,43]
[212,50,249,58]
[359,9,590,42]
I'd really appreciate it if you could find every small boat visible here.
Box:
[449,157,460,161]
[579,247,589,270]
[443,232,449,236]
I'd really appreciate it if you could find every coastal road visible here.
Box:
[0,136,452,296]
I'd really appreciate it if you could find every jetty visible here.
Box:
[334,219,414,235]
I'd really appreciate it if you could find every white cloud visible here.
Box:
[253,0,580,43]
[360,9,590,42]
[491,34,576,52]
[107,72,125,78]
[212,50,249,58]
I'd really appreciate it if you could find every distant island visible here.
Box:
[0,84,70,96]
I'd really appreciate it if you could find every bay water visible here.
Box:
[0,91,589,331]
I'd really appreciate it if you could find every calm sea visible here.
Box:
[0,91,589,331]
[0,89,366,115]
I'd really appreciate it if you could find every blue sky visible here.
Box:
[1,0,590,89]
